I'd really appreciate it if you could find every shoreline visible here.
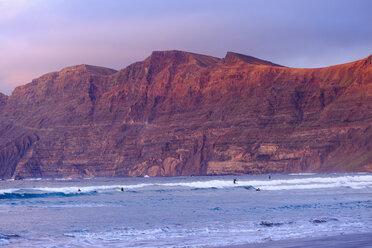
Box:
[212,232,372,248]
[2,171,371,180]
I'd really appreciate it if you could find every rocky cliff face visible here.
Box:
[0,51,371,179]
[0,93,7,110]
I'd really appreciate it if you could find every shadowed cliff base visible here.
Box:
[0,50,371,179]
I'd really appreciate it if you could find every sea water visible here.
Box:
[0,173,371,247]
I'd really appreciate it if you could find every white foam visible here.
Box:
[0,183,153,195]
[0,239,10,246]
[1,175,371,195]
[59,217,372,248]
[158,175,372,191]
[24,178,42,181]
[289,173,317,176]
[54,178,73,181]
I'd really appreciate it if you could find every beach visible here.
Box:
[214,233,372,248]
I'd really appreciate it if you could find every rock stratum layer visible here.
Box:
[0,51,371,179]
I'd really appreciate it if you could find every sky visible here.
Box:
[0,0,371,95]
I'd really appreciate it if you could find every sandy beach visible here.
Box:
[213,233,372,248]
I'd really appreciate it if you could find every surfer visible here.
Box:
[121,187,124,192]
[78,189,81,192]
[269,175,271,180]
[256,188,261,191]
[233,179,237,184]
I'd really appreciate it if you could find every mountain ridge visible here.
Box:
[4,50,371,97]
[0,50,371,179]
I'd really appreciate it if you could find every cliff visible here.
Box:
[0,92,7,108]
[0,51,371,178]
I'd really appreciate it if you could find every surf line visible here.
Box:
[233,178,261,191]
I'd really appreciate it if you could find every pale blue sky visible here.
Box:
[0,0,371,95]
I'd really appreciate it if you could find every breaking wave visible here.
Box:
[150,175,372,191]
[59,216,371,248]
[1,175,371,199]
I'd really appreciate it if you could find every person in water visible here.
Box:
[121,187,124,192]
[233,179,237,184]
[269,175,271,180]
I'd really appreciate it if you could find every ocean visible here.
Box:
[0,173,371,247]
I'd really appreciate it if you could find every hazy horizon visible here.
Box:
[1,0,371,95]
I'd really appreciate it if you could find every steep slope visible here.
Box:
[223,51,283,67]
[0,51,371,179]
[0,92,7,110]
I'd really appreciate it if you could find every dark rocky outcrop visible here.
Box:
[0,50,371,179]
[0,93,7,111]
